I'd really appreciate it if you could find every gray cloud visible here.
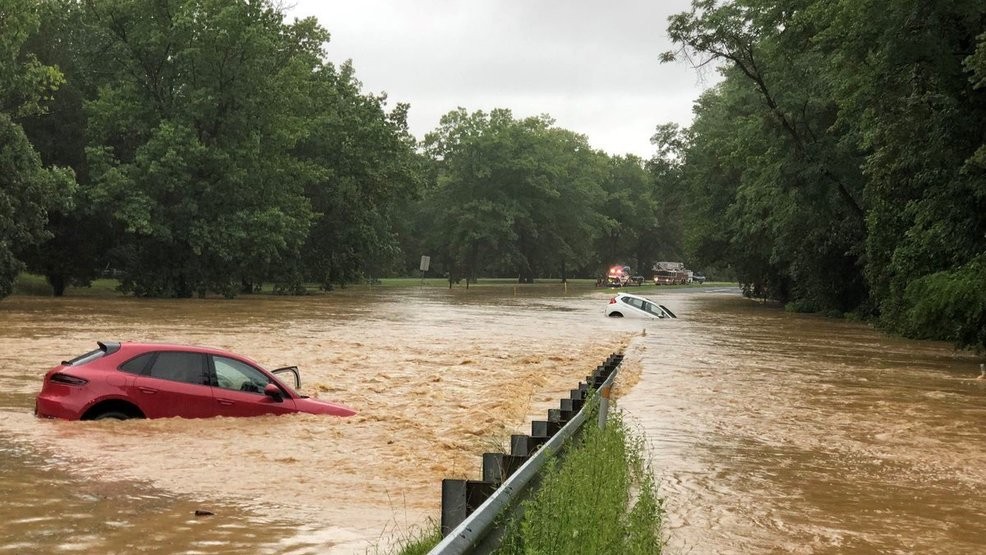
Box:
[287,0,715,158]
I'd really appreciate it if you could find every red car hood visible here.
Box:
[294,396,357,417]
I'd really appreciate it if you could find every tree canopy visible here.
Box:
[416,108,665,283]
[0,0,74,297]
[664,0,985,349]
[10,0,426,297]
[3,0,983,353]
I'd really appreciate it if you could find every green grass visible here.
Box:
[497,409,663,555]
[11,272,731,299]
[393,405,663,555]
[391,520,443,555]
[366,277,600,290]
[11,273,123,297]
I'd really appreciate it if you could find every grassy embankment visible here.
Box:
[395,407,663,555]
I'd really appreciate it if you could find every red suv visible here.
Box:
[35,341,356,420]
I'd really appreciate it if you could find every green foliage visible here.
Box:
[665,0,985,349]
[10,0,426,297]
[0,0,65,118]
[297,63,424,288]
[392,519,442,555]
[499,411,662,554]
[666,1,869,311]
[420,108,609,282]
[78,0,328,296]
[596,154,663,273]
[902,255,986,352]
[0,1,74,300]
[816,0,986,331]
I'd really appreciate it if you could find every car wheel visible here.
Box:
[93,411,130,421]
[609,312,624,318]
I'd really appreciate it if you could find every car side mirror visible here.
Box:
[263,383,283,402]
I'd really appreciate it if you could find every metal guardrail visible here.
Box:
[429,354,624,555]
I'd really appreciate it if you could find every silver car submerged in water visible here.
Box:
[605,292,677,319]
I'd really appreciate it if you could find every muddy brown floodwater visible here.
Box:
[619,290,986,554]
[1,286,984,554]
[0,286,632,554]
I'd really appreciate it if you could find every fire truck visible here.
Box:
[652,261,690,285]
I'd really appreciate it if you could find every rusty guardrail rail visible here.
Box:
[429,353,624,555]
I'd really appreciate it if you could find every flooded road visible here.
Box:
[1,285,984,553]
[0,286,632,553]
[619,292,986,554]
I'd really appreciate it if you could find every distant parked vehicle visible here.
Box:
[35,341,356,421]
[692,273,707,284]
[605,293,677,319]
[606,265,633,287]
[653,269,688,285]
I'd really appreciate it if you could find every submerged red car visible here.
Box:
[35,341,356,420]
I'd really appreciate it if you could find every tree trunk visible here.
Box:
[47,273,66,297]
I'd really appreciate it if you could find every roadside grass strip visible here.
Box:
[497,409,663,555]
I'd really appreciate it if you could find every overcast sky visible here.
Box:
[285,0,715,159]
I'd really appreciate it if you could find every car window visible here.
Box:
[63,342,121,366]
[213,356,271,394]
[147,352,208,385]
[119,353,154,374]
[641,301,664,317]
[64,348,104,366]
[623,296,644,309]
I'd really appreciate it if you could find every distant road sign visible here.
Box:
[420,255,431,272]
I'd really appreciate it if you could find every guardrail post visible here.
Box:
[531,420,561,439]
[511,434,546,457]
[441,479,498,535]
[597,382,612,429]
[560,397,582,413]
[483,453,527,484]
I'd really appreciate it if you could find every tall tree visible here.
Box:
[81,0,324,297]
[0,0,74,298]
[665,0,871,311]
[18,0,111,296]
[594,154,660,274]
[812,0,986,332]
[666,0,986,350]
[295,62,424,290]
[422,108,607,283]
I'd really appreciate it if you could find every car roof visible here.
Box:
[95,341,258,361]
[616,292,654,302]
[114,341,268,366]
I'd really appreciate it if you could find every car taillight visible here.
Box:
[609,297,617,304]
[50,373,89,386]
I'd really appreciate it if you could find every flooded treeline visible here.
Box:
[659,1,986,352]
[1,0,676,301]
[2,0,984,352]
